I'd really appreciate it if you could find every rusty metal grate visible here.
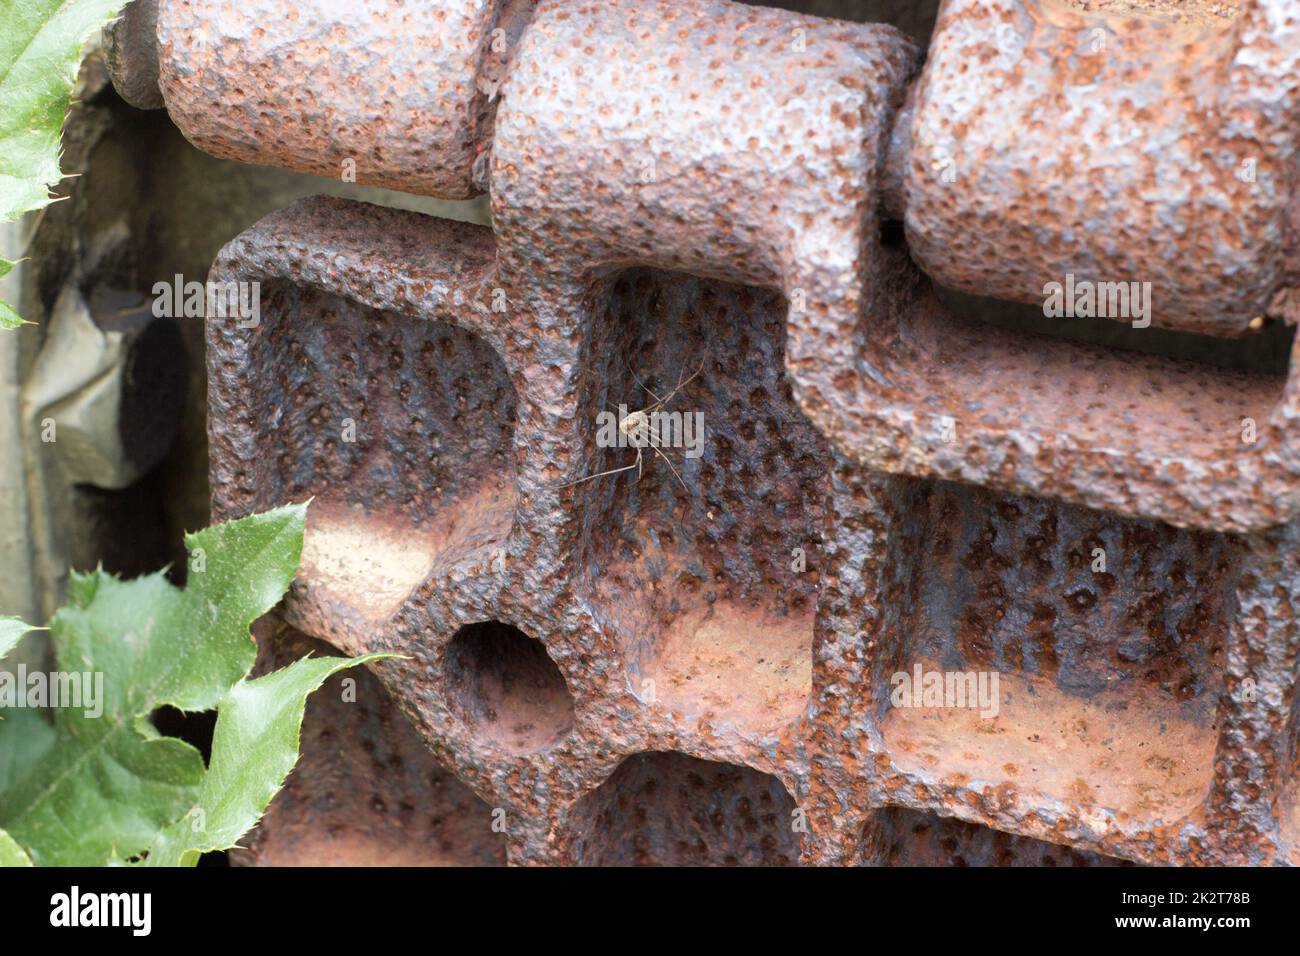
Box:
[109,0,1300,864]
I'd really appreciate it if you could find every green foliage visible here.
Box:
[0,615,41,867]
[0,615,35,660]
[0,504,390,866]
[0,829,32,866]
[145,656,385,867]
[0,258,21,329]
[0,0,130,326]
[0,0,127,220]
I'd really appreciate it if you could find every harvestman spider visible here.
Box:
[558,363,703,490]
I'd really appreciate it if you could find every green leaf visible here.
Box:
[1,1,129,331]
[0,300,22,330]
[0,616,34,661]
[0,261,21,329]
[0,711,52,867]
[0,504,309,865]
[146,653,394,867]
[0,709,56,793]
[0,0,128,222]
[0,829,32,866]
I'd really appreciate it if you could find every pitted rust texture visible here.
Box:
[105,0,163,110]
[823,0,1300,535]
[490,0,916,293]
[118,0,1300,331]
[208,198,825,865]
[859,807,1135,866]
[564,752,802,866]
[155,0,531,198]
[209,196,1300,866]
[233,623,507,867]
[805,457,1300,865]
[805,263,1300,533]
[183,0,1300,866]
[899,0,1300,335]
[499,0,1299,535]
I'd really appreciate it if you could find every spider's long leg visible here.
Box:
[653,362,703,409]
[627,360,665,407]
[555,458,639,488]
[643,423,688,491]
[650,444,688,491]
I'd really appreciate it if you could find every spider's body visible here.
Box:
[560,364,702,490]
[619,409,651,445]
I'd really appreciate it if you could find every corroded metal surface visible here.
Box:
[155,0,529,198]
[168,0,1300,865]
[565,752,802,865]
[900,0,1300,335]
[207,197,829,865]
[207,194,1300,866]
[233,624,507,867]
[805,268,1300,533]
[114,0,1300,328]
[105,0,163,110]
[116,0,1300,312]
[806,465,1299,864]
[859,806,1135,866]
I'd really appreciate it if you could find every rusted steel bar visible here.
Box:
[209,196,1300,865]
[116,0,1300,866]
[114,0,1300,335]
[154,0,533,198]
[899,0,1300,336]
